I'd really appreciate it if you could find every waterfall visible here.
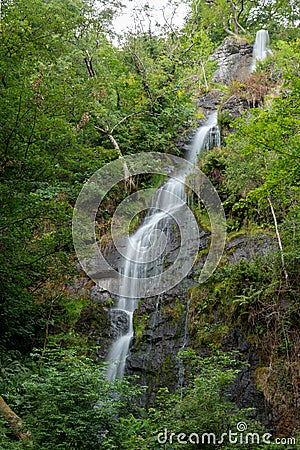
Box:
[106,112,221,381]
[251,29,271,72]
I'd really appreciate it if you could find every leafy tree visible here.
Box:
[83,30,197,157]
[0,0,121,351]
[186,0,300,41]
[185,0,253,42]
[247,0,300,37]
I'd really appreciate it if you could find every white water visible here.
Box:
[106,112,220,381]
[251,29,271,72]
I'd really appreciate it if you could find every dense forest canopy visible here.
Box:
[0,0,299,448]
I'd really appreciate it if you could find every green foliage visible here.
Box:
[133,313,149,346]
[189,246,300,434]
[0,0,121,353]
[224,69,300,267]
[0,0,199,356]
[247,0,300,38]
[0,349,145,450]
[119,351,266,449]
[187,0,300,41]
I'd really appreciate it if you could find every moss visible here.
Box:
[210,82,229,93]
[226,226,275,243]
[154,354,177,387]
[246,333,257,345]
[226,229,248,242]
[133,313,149,346]
[196,211,212,232]
[163,298,185,324]
[194,110,206,121]
[71,300,110,355]
[194,323,229,348]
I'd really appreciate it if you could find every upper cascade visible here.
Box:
[105,112,221,381]
[251,29,272,72]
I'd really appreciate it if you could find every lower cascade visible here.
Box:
[106,112,221,381]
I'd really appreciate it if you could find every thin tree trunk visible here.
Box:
[228,0,246,34]
[93,111,149,192]
[0,396,32,444]
[267,196,289,285]
[200,60,208,90]
[95,126,135,191]
[106,133,135,191]
[84,50,96,78]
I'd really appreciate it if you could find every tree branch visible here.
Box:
[237,0,244,22]
[110,110,146,134]
[130,50,153,101]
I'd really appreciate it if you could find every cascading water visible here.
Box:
[106,112,220,381]
[250,29,272,72]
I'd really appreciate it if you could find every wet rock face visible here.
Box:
[125,288,192,404]
[109,309,130,340]
[125,230,277,432]
[226,234,276,263]
[124,224,207,402]
[219,94,250,137]
[197,90,225,115]
[69,264,115,304]
[176,89,224,154]
[222,328,277,432]
[211,37,253,85]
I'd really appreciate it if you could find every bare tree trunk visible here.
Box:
[233,17,239,35]
[200,60,209,90]
[228,0,246,34]
[267,196,289,285]
[108,134,135,191]
[95,126,135,191]
[0,395,32,444]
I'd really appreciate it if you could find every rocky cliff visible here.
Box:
[211,37,253,84]
[125,227,276,428]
